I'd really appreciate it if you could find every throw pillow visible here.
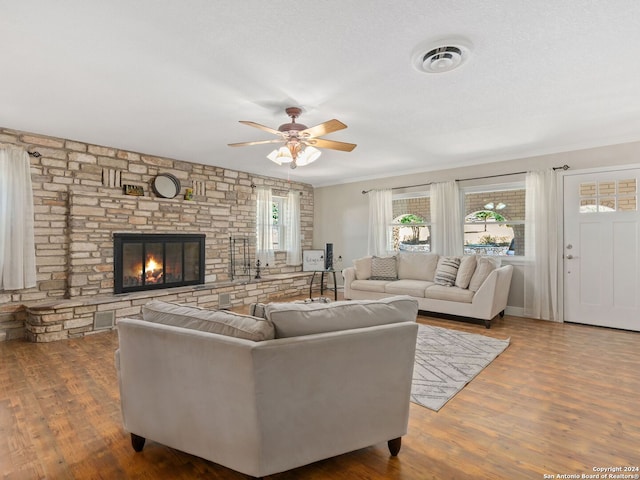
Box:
[370,255,398,280]
[353,256,373,280]
[455,255,477,289]
[468,256,501,292]
[433,256,461,286]
[397,252,439,281]
[249,302,268,319]
[142,300,275,341]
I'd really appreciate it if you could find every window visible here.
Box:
[391,193,431,252]
[463,185,525,256]
[579,178,637,213]
[271,196,285,249]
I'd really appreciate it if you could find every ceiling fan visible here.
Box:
[228,107,357,169]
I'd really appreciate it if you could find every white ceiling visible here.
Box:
[2,1,640,187]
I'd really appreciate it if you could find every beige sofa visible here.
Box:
[343,252,513,328]
[116,297,419,478]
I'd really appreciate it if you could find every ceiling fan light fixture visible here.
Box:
[231,106,357,168]
[267,146,294,165]
[296,146,321,167]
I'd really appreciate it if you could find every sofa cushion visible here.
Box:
[353,256,372,280]
[264,296,418,338]
[433,256,461,286]
[350,279,390,293]
[370,255,398,280]
[468,256,502,292]
[142,300,275,341]
[384,279,434,298]
[455,255,477,289]
[397,252,439,281]
[425,285,475,303]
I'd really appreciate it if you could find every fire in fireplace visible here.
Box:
[113,233,205,294]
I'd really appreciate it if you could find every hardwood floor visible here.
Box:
[1,299,639,479]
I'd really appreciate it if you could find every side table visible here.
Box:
[309,270,338,301]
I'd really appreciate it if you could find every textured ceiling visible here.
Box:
[2,0,640,187]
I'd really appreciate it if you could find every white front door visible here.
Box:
[563,168,640,331]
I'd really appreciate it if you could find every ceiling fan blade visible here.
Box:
[299,119,347,138]
[305,138,357,152]
[228,139,283,147]
[238,120,282,136]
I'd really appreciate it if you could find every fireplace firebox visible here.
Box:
[113,233,205,294]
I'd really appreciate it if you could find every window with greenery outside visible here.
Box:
[392,213,431,252]
[463,187,525,256]
[271,197,284,249]
[464,210,513,255]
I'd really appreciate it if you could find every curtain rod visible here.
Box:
[361,164,570,194]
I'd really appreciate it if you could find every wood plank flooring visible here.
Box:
[1,300,639,479]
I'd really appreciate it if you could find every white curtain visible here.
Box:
[284,190,301,266]
[367,189,392,256]
[430,181,463,256]
[0,146,37,290]
[524,169,559,321]
[255,186,275,266]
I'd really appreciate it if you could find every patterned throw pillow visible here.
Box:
[370,255,398,280]
[433,256,461,287]
[249,302,268,319]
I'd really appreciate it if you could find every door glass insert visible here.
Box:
[579,178,637,213]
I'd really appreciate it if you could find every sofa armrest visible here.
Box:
[471,265,513,319]
[342,266,356,299]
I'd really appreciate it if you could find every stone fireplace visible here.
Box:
[0,126,315,343]
[113,233,205,294]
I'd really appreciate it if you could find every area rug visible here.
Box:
[411,324,510,411]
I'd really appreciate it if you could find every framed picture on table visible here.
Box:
[302,249,324,271]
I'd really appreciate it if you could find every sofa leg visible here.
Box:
[131,433,146,452]
[388,437,402,456]
[484,319,491,329]
[499,309,505,318]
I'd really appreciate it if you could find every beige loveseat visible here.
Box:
[116,297,419,478]
[343,252,513,328]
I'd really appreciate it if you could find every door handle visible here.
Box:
[566,254,578,259]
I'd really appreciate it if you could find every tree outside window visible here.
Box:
[391,194,431,252]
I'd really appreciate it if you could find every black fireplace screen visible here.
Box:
[113,233,205,294]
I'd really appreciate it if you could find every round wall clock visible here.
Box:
[152,173,181,199]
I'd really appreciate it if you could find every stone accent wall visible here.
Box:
[0,306,26,341]
[0,126,315,341]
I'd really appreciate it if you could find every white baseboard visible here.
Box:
[505,306,524,317]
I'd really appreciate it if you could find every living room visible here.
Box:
[2,1,640,479]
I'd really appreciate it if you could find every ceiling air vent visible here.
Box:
[422,46,463,72]
[411,37,472,74]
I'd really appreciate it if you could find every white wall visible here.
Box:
[313,140,640,313]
